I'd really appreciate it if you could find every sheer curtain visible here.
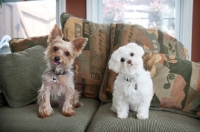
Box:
[87,0,193,60]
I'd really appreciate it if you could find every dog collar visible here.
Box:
[124,73,138,83]
[52,69,66,83]
[52,69,66,75]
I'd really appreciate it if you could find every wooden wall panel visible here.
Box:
[66,0,86,19]
[192,0,200,62]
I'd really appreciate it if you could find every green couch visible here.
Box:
[0,12,200,132]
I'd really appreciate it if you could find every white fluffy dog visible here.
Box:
[108,43,153,119]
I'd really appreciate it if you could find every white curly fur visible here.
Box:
[108,43,153,119]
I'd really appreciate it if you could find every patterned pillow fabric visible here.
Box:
[60,12,111,98]
[151,54,200,116]
[110,23,160,53]
[100,23,189,102]
[157,30,189,60]
[101,51,200,116]
[100,23,161,102]
[9,35,48,52]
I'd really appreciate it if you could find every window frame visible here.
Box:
[56,0,66,28]
[87,0,193,60]
[2,0,65,28]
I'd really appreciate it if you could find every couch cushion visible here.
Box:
[88,103,200,132]
[151,54,200,116]
[0,91,6,107]
[100,23,189,103]
[9,35,48,52]
[60,12,111,98]
[157,30,189,60]
[110,23,161,53]
[109,23,188,59]
[0,45,46,108]
[0,98,100,132]
[100,52,200,116]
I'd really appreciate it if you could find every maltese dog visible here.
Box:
[108,43,153,119]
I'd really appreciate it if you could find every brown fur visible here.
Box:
[143,52,156,78]
[143,51,161,78]
[37,24,88,118]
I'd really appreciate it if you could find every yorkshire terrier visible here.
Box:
[109,43,153,119]
[37,24,88,118]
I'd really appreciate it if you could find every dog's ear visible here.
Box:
[71,37,88,57]
[108,51,121,73]
[127,43,144,57]
[47,24,63,43]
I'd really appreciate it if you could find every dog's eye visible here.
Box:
[54,47,58,51]
[130,53,134,57]
[65,52,70,56]
[121,58,125,62]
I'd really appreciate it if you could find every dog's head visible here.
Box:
[45,24,88,74]
[108,43,144,75]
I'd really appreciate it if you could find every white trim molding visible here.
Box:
[86,0,102,23]
[56,0,66,28]
[176,0,193,60]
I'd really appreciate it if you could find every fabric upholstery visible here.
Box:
[87,103,200,132]
[151,54,200,116]
[100,23,189,103]
[99,23,200,117]
[0,46,46,108]
[0,91,6,107]
[100,52,200,117]
[0,98,100,132]
[60,12,111,98]
[9,35,48,52]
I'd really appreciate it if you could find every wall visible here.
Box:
[66,0,86,19]
[192,0,200,62]
[66,0,199,62]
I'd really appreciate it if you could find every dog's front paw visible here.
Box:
[38,108,54,118]
[73,102,82,108]
[117,112,128,119]
[62,107,75,117]
[137,113,148,120]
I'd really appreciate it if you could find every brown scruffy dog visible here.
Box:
[37,24,88,118]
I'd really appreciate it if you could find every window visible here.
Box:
[87,0,193,60]
[0,0,65,54]
[0,0,56,38]
[0,0,66,38]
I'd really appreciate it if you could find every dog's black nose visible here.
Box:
[127,60,132,64]
[55,56,60,61]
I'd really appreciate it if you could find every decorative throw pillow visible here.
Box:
[100,24,189,102]
[9,35,48,52]
[157,30,189,60]
[0,45,46,108]
[100,23,161,102]
[151,54,200,116]
[60,12,111,98]
[111,23,160,53]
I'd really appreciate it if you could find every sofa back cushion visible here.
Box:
[99,23,200,117]
[60,12,111,98]
[151,54,200,116]
[110,23,161,53]
[0,45,46,108]
[9,35,48,52]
